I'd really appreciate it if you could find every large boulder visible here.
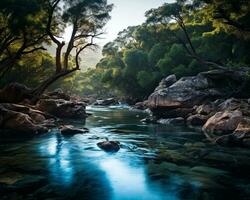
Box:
[215,118,250,147]
[0,104,48,135]
[202,110,243,134]
[37,99,86,119]
[146,69,247,119]
[147,74,211,109]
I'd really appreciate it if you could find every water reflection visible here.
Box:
[99,156,179,200]
[40,133,74,186]
[1,105,248,199]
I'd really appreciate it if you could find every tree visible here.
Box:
[31,0,112,101]
[145,1,228,69]
[0,0,48,78]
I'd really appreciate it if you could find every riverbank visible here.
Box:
[0,105,250,200]
[137,69,250,148]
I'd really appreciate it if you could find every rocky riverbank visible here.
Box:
[141,69,250,148]
[0,84,88,136]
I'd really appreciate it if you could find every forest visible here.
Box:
[0,0,250,200]
[0,0,249,100]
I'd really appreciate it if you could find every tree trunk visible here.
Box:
[31,68,79,103]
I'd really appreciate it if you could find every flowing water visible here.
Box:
[0,105,250,200]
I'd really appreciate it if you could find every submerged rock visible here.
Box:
[97,140,120,152]
[60,125,88,135]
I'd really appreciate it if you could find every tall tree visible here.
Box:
[31,0,112,100]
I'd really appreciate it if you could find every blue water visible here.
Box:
[0,105,249,200]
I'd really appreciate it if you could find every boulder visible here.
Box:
[0,104,50,135]
[147,74,212,109]
[203,110,243,134]
[47,89,71,101]
[218,98,250,116]
[154,74,177,91]
[187,114,208,126]
[146,69,247,120]
[134,101,147,110]
[157,117,185,125]
[97,140,120,152]
[37,99,86,119]
[196,104,215,115]
[215,119,250,147]
[0,107,48,135]
[60,125,88,135]
[234,118,250,135]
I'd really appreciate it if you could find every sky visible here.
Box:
[64,0,174,46]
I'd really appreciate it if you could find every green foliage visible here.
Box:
[0,0,249,100]
[93,0,250,100]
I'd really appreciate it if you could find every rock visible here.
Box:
[140,116,157,124]
[211,118,250,147]
[0,83,32,103]
[196,104,215,115]
[203,110,242,134]
[1,111,48,135]
[0,104,48,135]
[60,125,88,135]
[47,89,70,101]
[157,117,185,125]
[154,74,177,91]
[234,118,250,135]
[93,98,117,106]
[134,101,147,110]
[97,140,120,152]
[164,74,177,86]
[37,99,86,119]
[187,114,208,126]
[234,118,250,147]
[218,98,250,116]
[147,74,213,109]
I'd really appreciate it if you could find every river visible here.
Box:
[0,105,249,200]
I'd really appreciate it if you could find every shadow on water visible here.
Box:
[0,105,250,199]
